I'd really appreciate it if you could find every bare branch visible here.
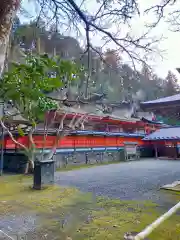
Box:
[30,0,160,67]
[145,0,178,28]
[73,113,88,129]
[68,112,78,128]
[0,120,28,151]
[42,112,68,161]
[29,127,36,149]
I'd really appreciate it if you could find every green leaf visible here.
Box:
[17,127,25,136]
[1,53,79,122]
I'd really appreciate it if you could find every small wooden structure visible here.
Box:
[124,142,140,161]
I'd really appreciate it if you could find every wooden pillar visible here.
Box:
[154,144,158,159]
[174,142,178,160]
[176,142,179,159]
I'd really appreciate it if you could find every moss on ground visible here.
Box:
[0,175,180,240]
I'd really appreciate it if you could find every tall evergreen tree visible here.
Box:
[164,71,179,97]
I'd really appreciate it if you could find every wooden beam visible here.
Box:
[3,119,32,126]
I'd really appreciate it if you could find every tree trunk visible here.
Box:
[24,159,34,174]
[29,159,34,173]
[24,161,29,174]
[0,0,20,75]
[0,38,8,74]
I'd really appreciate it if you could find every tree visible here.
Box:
[104,49,121,70]
[150,74,165,100]
[2,0,180,80]
[0,53,86,173]
[119,64,139,101]
[2,1,180,107]
[8,19,180,104]
[9,1,164,68]
[0,0,20,74]
[144,0,180,31]
[164,70,179,97]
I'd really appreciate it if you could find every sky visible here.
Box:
[137,0,180,79]
[20,0,180,79]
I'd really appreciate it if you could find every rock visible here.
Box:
[113,225,118,228]
[66,237,72,240]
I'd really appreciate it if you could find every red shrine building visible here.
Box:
[1,107,166,172]
[4,90,180,172]
[141,93,180,159]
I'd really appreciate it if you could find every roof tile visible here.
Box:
[143,127,180,141]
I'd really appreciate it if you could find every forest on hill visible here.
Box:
[9,17,180,103]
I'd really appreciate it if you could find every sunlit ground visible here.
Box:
[0,175,180,240]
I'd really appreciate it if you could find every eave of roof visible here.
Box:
[141,117,169,126]
[47,110,144,126]
[0,129,145,138]
[140,94,180,110]
[143,126,180,141]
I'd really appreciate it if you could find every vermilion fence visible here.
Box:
[3,134,146,150]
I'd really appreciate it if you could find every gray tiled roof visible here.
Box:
[143,127,180,141]
[141,94,180,105]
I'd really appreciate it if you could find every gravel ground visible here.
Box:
[1,159,180,239]
[0,214,38,238]
[55,159,180,207]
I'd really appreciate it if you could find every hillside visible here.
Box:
[9,18,180,112]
